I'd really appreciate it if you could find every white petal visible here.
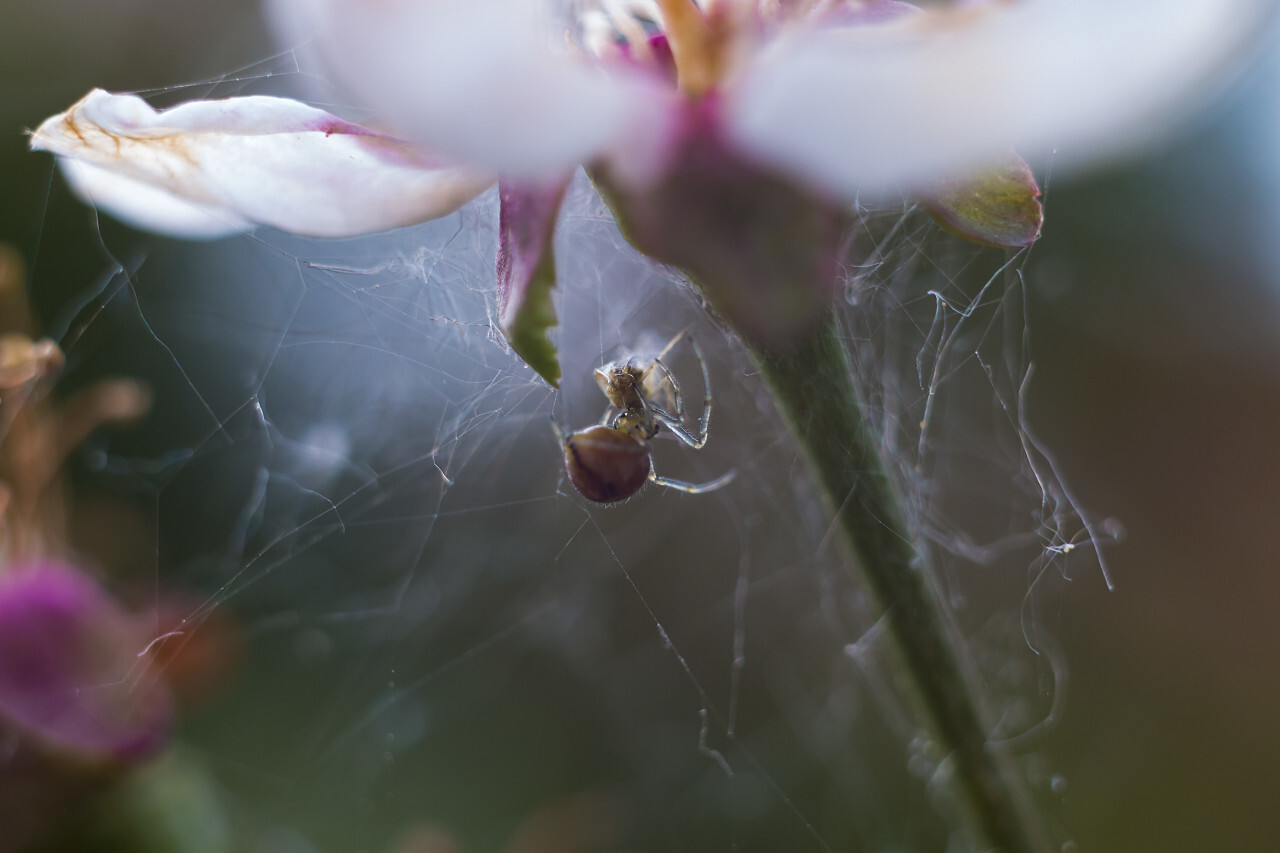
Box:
[30,89,494,239]
[727,0,1272,193]
[58,159,253,239]
[269,0,669,178]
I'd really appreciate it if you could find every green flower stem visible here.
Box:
[746,314,1051,853]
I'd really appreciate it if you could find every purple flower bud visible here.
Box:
[0,562,174,848]
[0,561,172,764]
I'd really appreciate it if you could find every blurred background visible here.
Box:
[4,2,1280,852]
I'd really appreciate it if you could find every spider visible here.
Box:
[554,331,735,504]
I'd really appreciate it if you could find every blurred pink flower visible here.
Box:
[0,562,176,852]
[0,561,172,764]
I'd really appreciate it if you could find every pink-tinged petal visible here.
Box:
[57,159,253,240]
[30,89,494,239]
[497,179,570,388]
[727,0,1271,194]
[917,153,1042,249]
[270,0,671,179]
[0,562,172,763]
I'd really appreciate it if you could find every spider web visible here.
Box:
[29,55,1116,853]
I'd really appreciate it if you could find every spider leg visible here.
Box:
[688,335,712,446]
[647,336,713,449]
[649,466,736,495]
[653,327,691,363]
[645,325,692,416]
[650,357,685,422]
[650,409,706,448]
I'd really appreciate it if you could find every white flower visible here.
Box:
[28,0,1271,382]
[268,0,1268,186]
[31,0,1266,239]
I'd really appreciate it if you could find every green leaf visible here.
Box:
[496,179,569,387]
[919,154,1043,249]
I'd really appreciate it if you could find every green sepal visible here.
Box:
[496,179,569,388]
[919,154,1043,249]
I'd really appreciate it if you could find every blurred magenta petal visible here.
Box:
[727,0,1270,194]
[497,179,570,388]
[272,0,671,178]
[30,89,493,238]
[0,562,172,763]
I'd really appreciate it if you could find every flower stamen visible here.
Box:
[603,0,662,58]
[655,0,719,95]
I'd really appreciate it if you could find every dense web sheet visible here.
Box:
[30,60,1117,853]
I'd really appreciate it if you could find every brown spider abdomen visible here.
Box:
[563,425,651,504]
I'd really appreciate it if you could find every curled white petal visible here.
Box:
[30,89,494,239]
[727,0,1272,193]
[270,0,670,178]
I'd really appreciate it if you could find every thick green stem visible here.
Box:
[588,134,1049,849]
[747,315,1051,853]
